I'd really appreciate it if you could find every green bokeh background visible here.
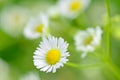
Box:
[0,0,120,80]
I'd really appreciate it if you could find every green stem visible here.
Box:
[105,0,111,61]
[66,62,102,70]
[104,0,120,79]
[105,62,120,80]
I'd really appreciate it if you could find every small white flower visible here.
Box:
[33,35,70,73]
[58,0,91,18]
[0,59,10,80]
[47,6,60,19]
[0,6,29,37]
[74,26,102,58]
[24,13,49,39]
[20,72,40,80]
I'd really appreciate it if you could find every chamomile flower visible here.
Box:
[20,72,40,80]
[58,0,91,18]
[74,26,102,58]
[24,13,49,39]
[33,35,70,73]
[47,6,60,19]
[0,6,29,37]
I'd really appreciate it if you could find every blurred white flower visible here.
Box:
[0,59,10,80]
[58,0,91,18]
[82,68,105,80]
[74,27,102,58]
[0,6,29,37]
[47,6,60,19]
[33,35,70,73]
[20,72,40,80]
[24,13,49,39]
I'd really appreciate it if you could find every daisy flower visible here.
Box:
[0,6,29,37]
[33,35,70,73]
[47,6,60,19]
[58,0,91,18]
[24,13,49,39]
[74,26,102,58]
[20,72,40,80]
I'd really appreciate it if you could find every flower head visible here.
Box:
[0,6,29,37]
[24,13,49,39]
[58,0,90,18]
[33,35,70,73]
[20,72,40,80]
[74,26,102,58]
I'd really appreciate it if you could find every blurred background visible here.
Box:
[0,0,120,80]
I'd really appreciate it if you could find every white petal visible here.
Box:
[46,66,53,73]
[33,60,47,69]
[33,55,45,60]
[61,52,70,57]
[60,58,68,64]
[39,13,48,28]
[48,36,57,48]
[52,66,57,73]
[81,52,88,58]
[40,65,50,72]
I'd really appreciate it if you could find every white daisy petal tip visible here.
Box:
[33,35,70,73]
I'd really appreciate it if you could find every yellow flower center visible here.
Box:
[46,49,61,65]
[70,1,82,11]
[84,36,93,46]
[14,15,21,23]
[35,24,44,33]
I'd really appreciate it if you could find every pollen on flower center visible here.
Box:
[70,1,82,11]
[84,36,93,46]
[46,49,61,65]
[35,24,44,33]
